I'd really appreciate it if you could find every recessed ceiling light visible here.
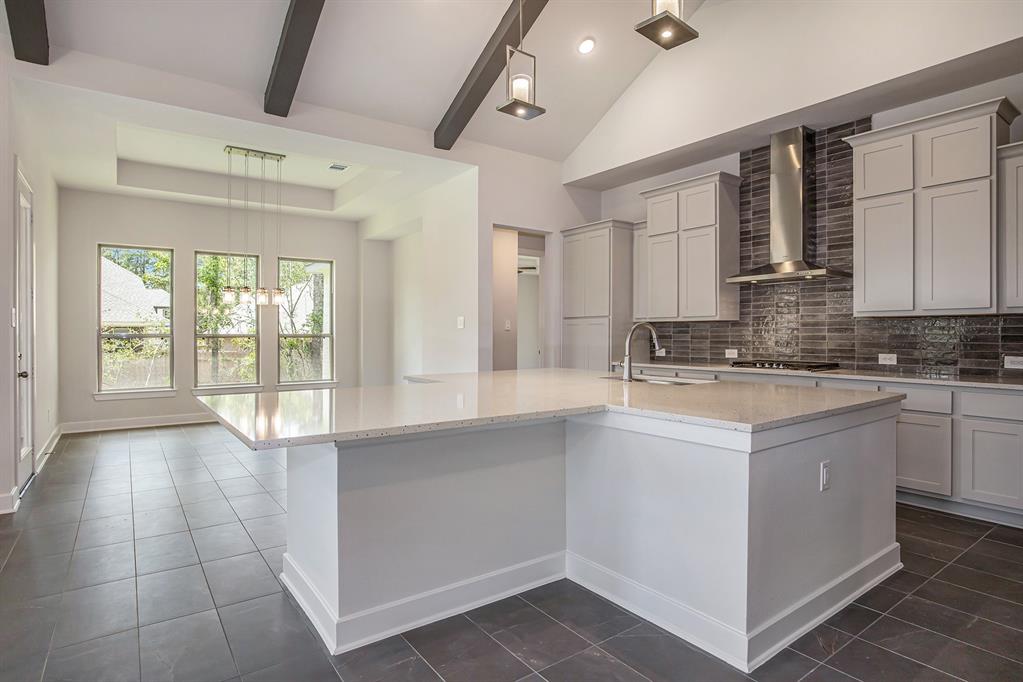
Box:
[577,38,595,54]
[328,162,349,172]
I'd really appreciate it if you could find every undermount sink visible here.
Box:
[599,375,714,386]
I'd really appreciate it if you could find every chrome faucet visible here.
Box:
[623,322,666,382]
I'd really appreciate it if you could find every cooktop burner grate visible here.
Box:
[730,360,840,372]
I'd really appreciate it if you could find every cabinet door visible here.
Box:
[960,418,1023,510]
[678,183,717,230]
[583,229,611,317]
[679,225,718,318]
[1001,154,1023,308]
[854,192,914,313]
[647,233,679,319]
[646,192,679,236]
[583,318,610,371]
[853,133,914,199]
[633,228,648,320]
[896,413,952,495]
[917,178,992,311]
[563,234,586,318]
[916,115,991,188]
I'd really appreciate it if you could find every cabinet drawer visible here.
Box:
[721,373,817,387]
[961,392,1023,420]
[885,385,952,413]
[636,367,676,378]
[916,115,991,188]
[820,379,881,392]
[853,133,914,199]
[675,370,717,381]
[896,413,952,495]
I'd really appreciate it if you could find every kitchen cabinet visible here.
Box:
[632,224,648,320]
[639,172,740,322]
[853,192,914,312]
[960,418,1023,510]
[845,97,1018,317]
[560,220,634,371]
[999,143,1023,310]
[896,413,952,496]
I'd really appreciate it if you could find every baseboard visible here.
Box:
[287,551,566,655]
[34,425,63,474]
[567,544,902,674]
[898,491,1023,529]
[566,551,750,671]
[60,412,215,434]
[0,486,20,515]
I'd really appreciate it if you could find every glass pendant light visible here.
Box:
[635,0,698,50]
[498,0,545,120]
[255,287,270,305]
[238,286,253,304]
[222,286,237,305]
[271,288,285,306]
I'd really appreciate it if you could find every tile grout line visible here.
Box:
[398,632,450,682]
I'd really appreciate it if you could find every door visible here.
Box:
[895,413,952,495]
[917,178,992,311]
[562,234,585,318]
[915,115,991,188]
[679,225,717,318]
[960,418,1023,510]
[646,233,678,319]
[854,192,914,313]
[15,171,35,492]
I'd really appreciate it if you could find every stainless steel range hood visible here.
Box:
[726,126,850,285]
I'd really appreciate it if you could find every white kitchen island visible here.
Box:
[198,369,904,673]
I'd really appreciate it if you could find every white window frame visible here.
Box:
[277,257,335,384]
[194,250,261,388]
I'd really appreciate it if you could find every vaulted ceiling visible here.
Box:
[14,0,708,161]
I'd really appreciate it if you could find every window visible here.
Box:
[195,252,259,386]
[98,245,173,391]
[278,258,333,383]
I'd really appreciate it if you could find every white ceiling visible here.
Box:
[25,0,696,161]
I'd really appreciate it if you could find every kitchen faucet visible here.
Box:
[623,322,666,382]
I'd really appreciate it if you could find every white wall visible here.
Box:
[0,48,15,509]
[492,228,518,371]
[517,273,540,370]
[57,189,359,430]
[599,154,739,222]
[357,238,392,386]
[564,0,1023,187]
[391,231,424,382]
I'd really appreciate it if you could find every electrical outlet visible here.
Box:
[456,316,465,329]
[819,460,831,491]
[654,347,667,357]
[504,320,512,332]
[725,349,738,359]
[1005,356,1023,369]
[878,353,897,366]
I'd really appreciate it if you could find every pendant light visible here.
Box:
[254,153,270,306]
[237,150,253,305]
[497,0,545,120]
[635,0,698,50]
[222,149,237,305]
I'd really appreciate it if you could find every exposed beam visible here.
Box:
[4,0,49,65]
[433,0,549,151]
[264,0,325,117]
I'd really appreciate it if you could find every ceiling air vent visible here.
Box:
[328,163,349,172]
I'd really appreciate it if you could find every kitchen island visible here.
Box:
[198,369,903,673]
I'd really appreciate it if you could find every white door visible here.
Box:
[15,172,35,492]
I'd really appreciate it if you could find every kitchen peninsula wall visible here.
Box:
[648,119,1023,376]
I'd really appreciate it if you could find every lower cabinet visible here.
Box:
[959,418,1023,510]
[562,318,610,372]
[896,413,952,495]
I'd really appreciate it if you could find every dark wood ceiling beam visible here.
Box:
[4,0,49,65]
[264,0,325,117]
[433,0,549,151]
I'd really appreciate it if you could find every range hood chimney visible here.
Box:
[726,126,849,285]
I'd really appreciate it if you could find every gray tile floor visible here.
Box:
[1,426,1022,681]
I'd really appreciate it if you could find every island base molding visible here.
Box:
[281,405,901,673]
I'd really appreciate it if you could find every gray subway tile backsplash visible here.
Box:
[650,118,1022,377]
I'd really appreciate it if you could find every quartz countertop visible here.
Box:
[615,361,1023,390]
[196,369,901,450]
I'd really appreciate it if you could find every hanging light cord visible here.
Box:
[518,0,524,49]
[226,150,233,289]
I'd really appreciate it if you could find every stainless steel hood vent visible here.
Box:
[726,126,850,285]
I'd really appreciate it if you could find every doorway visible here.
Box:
[517,256,541,369]
[15,170,35,493]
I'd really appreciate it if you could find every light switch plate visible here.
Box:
[819,460,831,491]
[725,349,738,359]
[456,316,465,329]
[1005,356,1023,369]
[504,320,512,332]
[878,353,897,366]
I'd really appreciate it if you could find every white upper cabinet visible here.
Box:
[639,172,740,322]
[846,98,1019,317]
[583,229,611,317]
[562,234,586,318]
[632,225,648,320]
[999,143,1023,310]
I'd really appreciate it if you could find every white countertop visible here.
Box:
[197,369,902,450]
[617,361,1023,390]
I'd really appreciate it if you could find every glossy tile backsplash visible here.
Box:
[651,119,1023,376]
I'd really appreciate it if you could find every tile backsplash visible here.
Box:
[650,119,1023,377]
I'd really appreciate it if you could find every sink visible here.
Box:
[599,375,714,386]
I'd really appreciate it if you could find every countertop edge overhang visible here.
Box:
[196,370,905,451]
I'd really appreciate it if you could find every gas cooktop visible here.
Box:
[730,360,840,372]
